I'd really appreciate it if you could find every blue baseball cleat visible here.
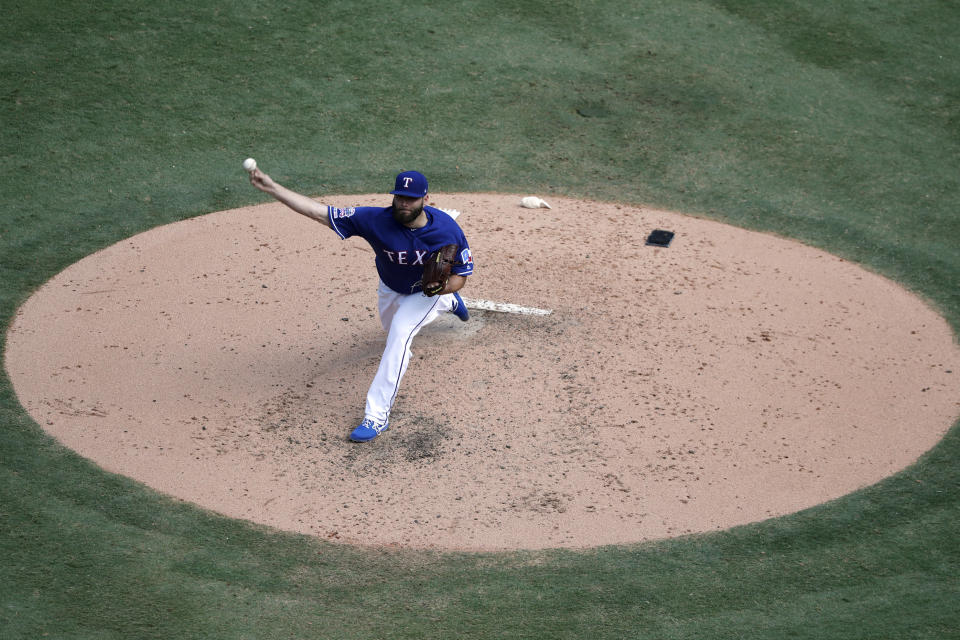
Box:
[350,418,389,442]
[451,292,469,322]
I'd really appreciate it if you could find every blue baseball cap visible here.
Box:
[390,170,428,198]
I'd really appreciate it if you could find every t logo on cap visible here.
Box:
[390,170,428,198]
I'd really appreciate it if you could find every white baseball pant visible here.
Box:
[364,279,457,424]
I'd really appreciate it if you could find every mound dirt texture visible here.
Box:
[6,194,959,551]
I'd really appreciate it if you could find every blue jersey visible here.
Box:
[327,204,474,294]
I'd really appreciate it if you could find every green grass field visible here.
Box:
[2,1,959,637]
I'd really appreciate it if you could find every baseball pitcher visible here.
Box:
[248,168,473,442]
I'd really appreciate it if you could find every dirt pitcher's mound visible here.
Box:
[6,194,959,551]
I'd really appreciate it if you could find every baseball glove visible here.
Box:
[421,244,460,296]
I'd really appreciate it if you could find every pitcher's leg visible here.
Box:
[363,293,443,424]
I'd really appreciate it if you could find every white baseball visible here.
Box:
[242,157,257,172]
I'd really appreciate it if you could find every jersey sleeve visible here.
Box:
[451,234,474,277]
[327,205,360,239]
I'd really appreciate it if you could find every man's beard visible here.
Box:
[392,203,423,226]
